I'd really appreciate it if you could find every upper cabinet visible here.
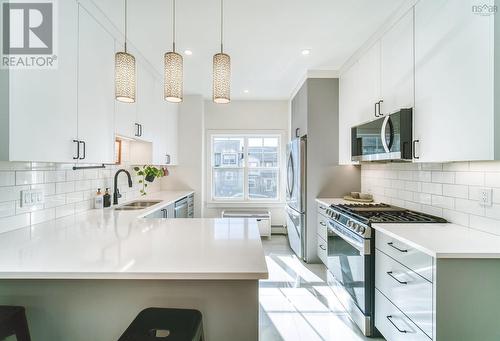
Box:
[357,41,381,123]
[414,0,496,162]
[0,0,79,163]
[380,8,414,116]
[340,0,498,163]
[77,5,115,164]
[291,83,308,138]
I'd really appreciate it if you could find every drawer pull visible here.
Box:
[319,206,326,210]
[386,315,408,333]
[387,242,408,253]
[319,244,326,251]
[386,271,408,285]
[319,221,326,226]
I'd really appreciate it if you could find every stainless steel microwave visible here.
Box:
[351,108,413,162]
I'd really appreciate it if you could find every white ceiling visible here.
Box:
[94,0,405,100]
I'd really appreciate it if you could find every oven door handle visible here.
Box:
[328,222,369,255]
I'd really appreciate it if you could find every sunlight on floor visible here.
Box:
[259,236,384,341]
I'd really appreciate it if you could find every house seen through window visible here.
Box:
[211,134,280,201]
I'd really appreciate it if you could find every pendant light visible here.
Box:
[213,0,230,104]
[115,0,136,103]
[164,0,183,103]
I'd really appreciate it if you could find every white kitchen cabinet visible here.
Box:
[136,63,156,142]
[150,80,178,166]
[0,0,79,163]
[357,41,381,122]
[413,0,496,162]
[339,62,361,165]
[380,8,414,116]
[77,5,115,164]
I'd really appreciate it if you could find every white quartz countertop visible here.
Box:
[0,191,268,280]
[372,223,500,259]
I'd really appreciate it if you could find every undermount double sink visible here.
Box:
[114,200,161,211]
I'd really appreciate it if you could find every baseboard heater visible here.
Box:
[221,210,271,237]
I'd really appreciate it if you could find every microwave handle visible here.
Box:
[380,116,394,153]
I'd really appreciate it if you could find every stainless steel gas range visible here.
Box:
[323,203,446,337]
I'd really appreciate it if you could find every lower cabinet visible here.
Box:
[375,290,431,341]
[144,195,194,219]
[317,203,329,265]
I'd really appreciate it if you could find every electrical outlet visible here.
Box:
[479,188,492,207]
[20,189,45,207]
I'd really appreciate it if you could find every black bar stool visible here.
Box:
[118,308,204,341]
[0,306,31,341]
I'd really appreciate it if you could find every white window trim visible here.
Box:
[206,130,286,205]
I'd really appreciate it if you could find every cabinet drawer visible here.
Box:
[317,236,327,265]
[376,250,432,338]
[317,201,328,216]
[376,231,433,282]
[317,214,328,242]
[375,289,431,341]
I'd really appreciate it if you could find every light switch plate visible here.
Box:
[479,188,492,207]
[20,189,45,207]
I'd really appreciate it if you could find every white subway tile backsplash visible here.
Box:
[421,182,442,195]
[454,198,485,216]
[55,203,75,219]
[44,170,66,183]
[0,172,15,187]
[56,182,75,194]
[442,162,469,171]
[420,163,443,171]
[0,163,160,234]
[484,173,500,187]
[15,171,44,185]
[455,172,485,186]
[431,195,455,209]
[0,185,29,203]
[442,184,468,199]
[431,171,455,184]
[361,161,500,236]
[0,202,16,218]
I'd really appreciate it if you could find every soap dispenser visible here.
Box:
[103,188,111,208]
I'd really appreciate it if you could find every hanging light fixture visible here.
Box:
[115,0,136,103]
[164,0,183,103]
[213,0,230,104]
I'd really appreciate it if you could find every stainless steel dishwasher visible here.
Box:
[174,197,188,218]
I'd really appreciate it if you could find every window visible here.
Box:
[210,133,281,202]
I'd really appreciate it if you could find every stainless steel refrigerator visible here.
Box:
[285,137,306,259]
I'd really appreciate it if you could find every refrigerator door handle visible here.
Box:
[286,153,295,196]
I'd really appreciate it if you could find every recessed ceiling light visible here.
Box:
[243,89,249,94]
[184,50,193,56]
[301,49,311,56]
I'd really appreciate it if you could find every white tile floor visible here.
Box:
[259,236,384,341]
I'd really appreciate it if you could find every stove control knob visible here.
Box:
[353,223,359,232]
[347,221,353,228]
[358,226,366,234]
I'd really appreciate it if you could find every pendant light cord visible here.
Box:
[220,0,224,53]
[124,0,128,52]
[172,0,176,52]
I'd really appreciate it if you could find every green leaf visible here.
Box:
[138,180,143,183]
[134,167,140,171]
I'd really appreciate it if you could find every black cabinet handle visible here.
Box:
[413,140,420,159]
[134,123,140,137]
[319,244,326,251]
[320,221,326,226]
[386,271,408,285]
[295,128,300,138]
[386,316,408,333]
[73,140,80,160]
[79,141,86,160]
[378,99,383,117]
[387,242,408,253]
[139,124,143,137]
[165,154,171,164]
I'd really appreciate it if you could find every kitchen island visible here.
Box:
[0,191,268,341]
